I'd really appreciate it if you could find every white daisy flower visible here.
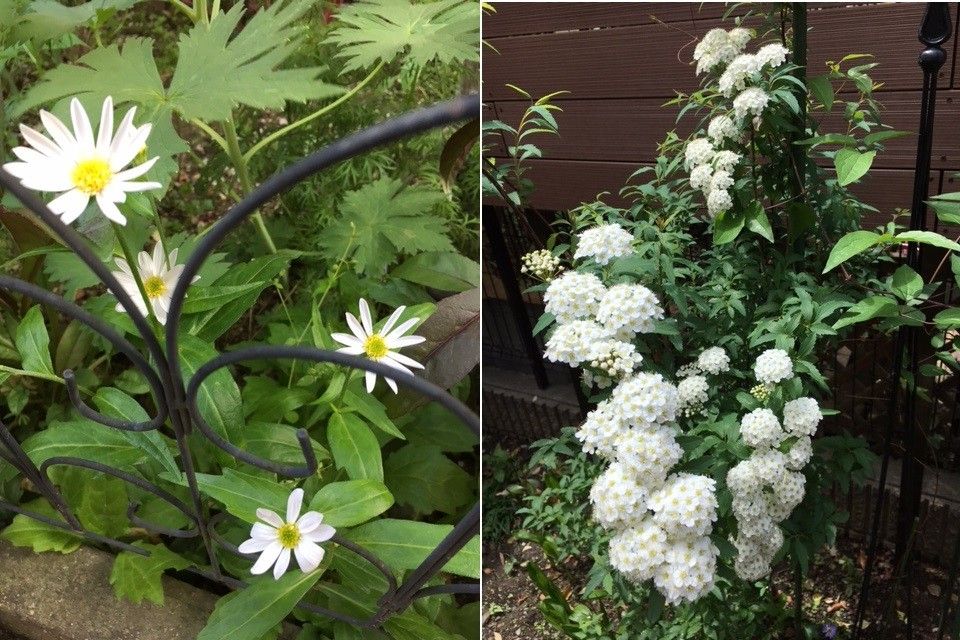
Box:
[332,298,426,393]
[111,243,197,325]
[239,488,335,581]
[2,96,161,225]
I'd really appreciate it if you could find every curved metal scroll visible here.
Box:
[0,94,480,629]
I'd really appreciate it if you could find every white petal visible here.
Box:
[380,306,405,336]
[249,541,283,575]
[272,548,291,580]
[386,317,419,340]
[250,522,278,541]
[110,107,137,157]
[384,375,398,393]
[345,312,367,341]
[365,370,377,393]
[38,111,77,154]
[358,298,374,334]
[95,194,126,225]
[152,301,167,325]
[286,488,304,523]
[48,189,89,223]
[384,350,424,370]
[96,96,114,154]
[109,123,151,171]
[112,180,162,193]
[112,156,157,182]
[257,508,284,528]
[386,335,426,349]
[20,123,64,157]
[114,257,131,275]
[152,242,164,272]
[331,332,362,347]
[4,161,73,192]
[296,511,324,533]
[379,356,413,377]
[303,524,336,543]
[294,541,325,573]
[12,145,56,166]
[70,98,95,150]
[137,250,154,276]
[336,345,365,356]
[238,537,273,554]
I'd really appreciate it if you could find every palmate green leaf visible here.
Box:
[344,519,479,579]
[197,570,324,640]
[110,541,191,605]
[308,479,394,527]
[384,444,473,515]
[0,499,81,554]
[169,0,345,121]
[12,0,144,42]
[15,305,53,376]
[329,0,479,73]
[321,177,452,275]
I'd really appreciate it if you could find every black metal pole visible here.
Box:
[483,205,550,388]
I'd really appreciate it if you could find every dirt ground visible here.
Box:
[482,535,957,640]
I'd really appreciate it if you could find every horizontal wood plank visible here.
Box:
[483,2,695,37]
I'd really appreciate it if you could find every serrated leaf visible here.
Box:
[15,305,53,376]
[834,148,876,186]
[308,479,393,528]
[320,177,452,275]
[197,570,324,640]
[343,519,479,578]
[384,444,473,515]
[110,541,191,605]
[169,1,345,121]
[55,468,129,537]
[0,499,81,554]
[329,0,479,73]
[12,0,143,42]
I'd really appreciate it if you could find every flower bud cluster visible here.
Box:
[520,249,563,281]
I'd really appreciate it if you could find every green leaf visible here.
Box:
[934,308,960,330]
[12,0,143,42]
[190,251,300,341]
[344,519,479,579]
[343,390,404,439]
[110,542,191,605]
[167,468,289,524]
[329,0,479,73]
[92,387,180,476]
[177,333,246,455]
[834,148,876,186]
[439,117,479,194]
[319,177,452,275]
[745,203,774,243]
[384,610,464,640]
[55,468,129,537]
[55,319,93,374]
[896,230,960,252]
[890,265,923,301]
[169,1,345,122]
[384,444,473,515]
[832,296,898,330]
[823,230,885,273]
[391,252,480,292]
[181,283,268,314]
[197,570,324,640]
[807,74,834,110]
[863,130,911,146]
[403,403,478,453]
[22,420,146,470]
[713,210,744,245]
[15,306,53,376]
[327,412,383,481]
[0,499,81,554]
[245,422,328,467]
[308,479,394,527]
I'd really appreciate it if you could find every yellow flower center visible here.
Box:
[143,275,167,299]
[276,523,301,549]
[363,334,389,360]
[71,158,112,195]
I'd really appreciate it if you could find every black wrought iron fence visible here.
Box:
[0,94,480,629]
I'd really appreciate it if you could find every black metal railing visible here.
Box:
[0,94,480,629]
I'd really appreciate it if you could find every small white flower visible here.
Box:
[112,244,197,325]
[3,96,161,225]
[332,299,426,393]
[707,115,739,144]
[706,188,733,217]
[783,397,823,437]
[543,271,606,324]
[739,408,786,449]
[712,150,741,172]
[544,320,611,366]
[697,347,730,374]
[733,88,771,122]
[754,348,794,384]
[684,138,715,170]
[239,488,335,580]
[573,224,634,265]
[689,164,714,193]
[719,54,761,97]
[756,43,789,69]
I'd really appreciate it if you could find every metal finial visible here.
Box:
[919,2,952,46]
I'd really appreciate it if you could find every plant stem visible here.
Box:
[336,369,356,406]
[223,117,278,255]
[113,223,156,323]
[168,0,194,19]
[243,62,386,162]
[190,118,229,153]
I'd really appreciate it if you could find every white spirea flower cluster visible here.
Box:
[753,348,794,384]
[697,346,731,374]
[521,249,563,281]
[685,29,789,220]
[544,320,611,366]
[573,224,635,265]
[677,375,709,417]
[596,284,665,336]
[544,271,606,324]
[727,354,824,580]
[589,339,644,382]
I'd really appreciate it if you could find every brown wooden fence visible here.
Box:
[482,2,960,223]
